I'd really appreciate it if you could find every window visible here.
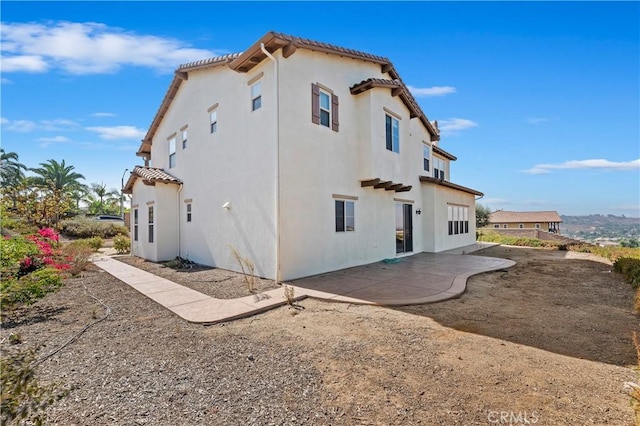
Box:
[251,81,262,111]
[148,206,154,243]
[385,115,399,153]
[210,110,218,134]
[133,208,139,241]
[319,91,331,127]
[433,157,445,180]
[535,223,540,229]
[423,144,430,171]
[519,224,524,229]
[182,128,188,149]
[503,224,508,228]
[494,224,500,229]
[311,83,339,131]
[448,206,470,235]
[335,200,355,232]
[168,137,176,168]
[186,203,192,222]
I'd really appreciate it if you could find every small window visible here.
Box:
[210,110,218,134]
[133,208,139,241]
[423,145,430,171]
[319,90,331,127]
[251,81,262,111]
[182,129,188,149]
[519,224,524,229]
[335,200,355,232]
[494,224,499,229]
[535,223,540,229]
[148,206,154,243]
[433,157,446,180]
[503,224,508,229]
[385,115,399,153]
[311,83,339,131]
[186,203,192,222]
[168,137,176,168]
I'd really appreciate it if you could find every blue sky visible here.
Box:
[1,1,639,216]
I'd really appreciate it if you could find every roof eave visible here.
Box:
[419,176,483,196]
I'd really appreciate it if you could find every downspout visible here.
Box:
[260,43,281,285]
[177,183,184,258]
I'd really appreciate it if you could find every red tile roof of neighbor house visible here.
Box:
[137,31,442,157]
[489,210,563,223]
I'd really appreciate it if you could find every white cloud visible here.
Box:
[37,135,71,147]
[437,118,478,135]
[1,117,37,132]
[407,85,456,97]
[1,21,218,74]
[1,77,13,84]
[86,125,145,140]
[91,112,116,117]
[0,54,49,72]
[40,118,80,131]
[526,117,550,124]
[524,158,640,174]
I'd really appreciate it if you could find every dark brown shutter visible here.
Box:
[311,83,320,124]
[331,93,339,132]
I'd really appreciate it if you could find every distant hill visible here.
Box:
[561,214,640,242]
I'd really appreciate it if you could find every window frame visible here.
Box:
[168,137,176,168]
[133,208,139,241]
[148,206,154,243]
[186,203,192,223]
[181,128,188,149]
[423,144,430,172]
[385,114,400,153]
[210,110,218,134]
[448,205,470,236]
[251,81,262,111]
[335,199,355,233]
[319,89,331,128]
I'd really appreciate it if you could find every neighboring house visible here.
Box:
[123,31,483,281]
[486,210,562,234]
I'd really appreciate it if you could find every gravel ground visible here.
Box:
[0,246,637,425]
[112,255,279,299]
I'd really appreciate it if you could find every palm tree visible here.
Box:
[30,159,86,225]
[0,148,27,187]
[87,182,120,215]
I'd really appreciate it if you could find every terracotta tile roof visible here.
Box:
[489,210,562,224]
[136,31,442,156]
[123,166,182,194]
[350,78,402,94]
[433,145,457,161]
[419,176,483,196]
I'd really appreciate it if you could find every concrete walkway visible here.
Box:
[92,243,514,324]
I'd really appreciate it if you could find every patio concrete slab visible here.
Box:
[91,242,514,324]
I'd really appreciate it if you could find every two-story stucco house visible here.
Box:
[123,31,483,282]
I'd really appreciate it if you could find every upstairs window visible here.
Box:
[251,81,262,111]
[423,144,430,171]
[168,137,176,168]
[335,200,355,232]
[385,115,399,153]
[433,157,445,180]
[186,203,192,222]
[133,208,139,241]
[311,83,339,131]
[181,128,188,149]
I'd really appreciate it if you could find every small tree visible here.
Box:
[476,204,491,229]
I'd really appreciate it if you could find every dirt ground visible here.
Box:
[1,245,638,425]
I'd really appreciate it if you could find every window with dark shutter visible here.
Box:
[331,93,339,131]
[311,84,320,124]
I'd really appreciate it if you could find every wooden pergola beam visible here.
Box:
[395,185,412,193]
[360,178,380,187]
[374,180,393,189]
[385,183,404,191]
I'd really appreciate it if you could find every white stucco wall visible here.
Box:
[422,184,477,252]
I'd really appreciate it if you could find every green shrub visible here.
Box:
[1,347,69,426]
[614,257,640,288]
[58,217,128,239]
[67,237,103,252]
[113,234,130,254]
[0,267,63,310]
[0,236,39,275]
